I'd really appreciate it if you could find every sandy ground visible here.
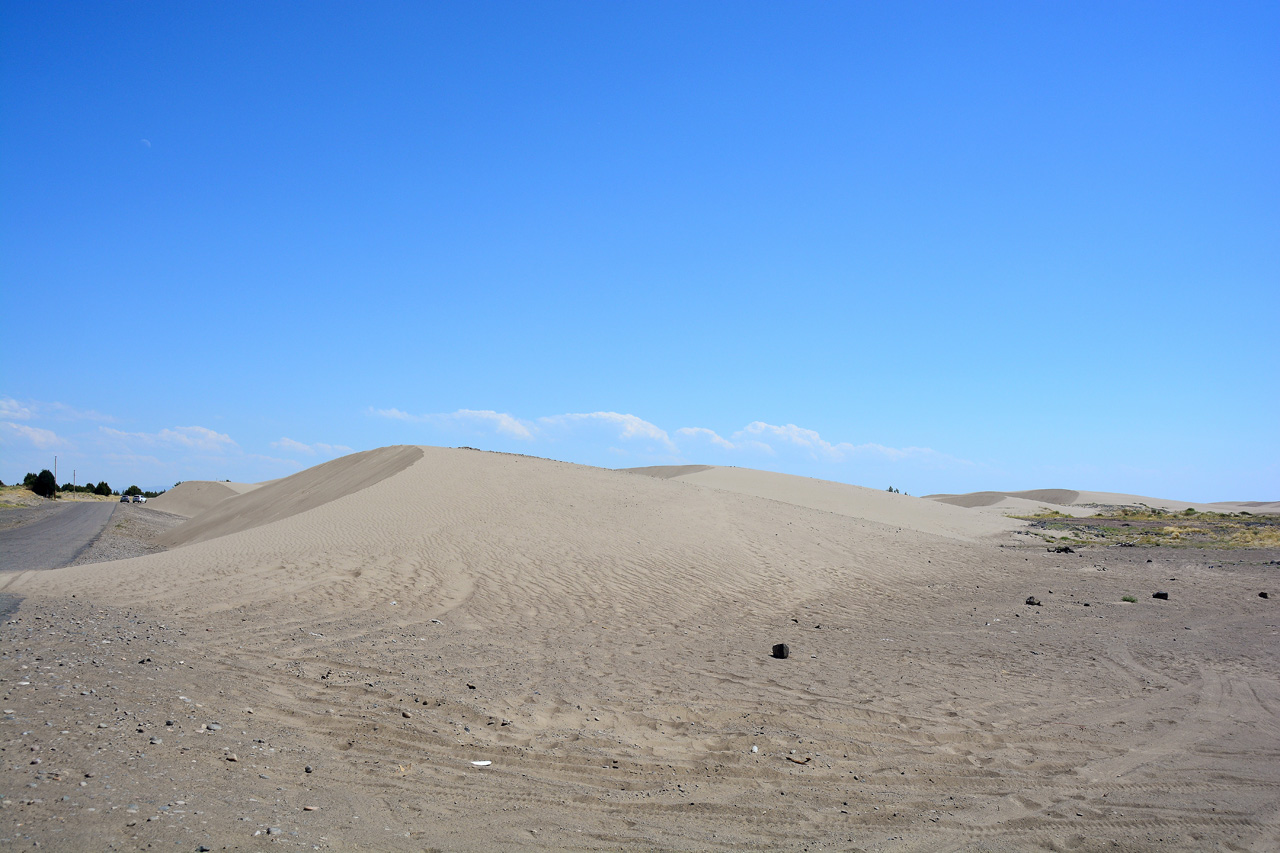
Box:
[1,447,1277,852]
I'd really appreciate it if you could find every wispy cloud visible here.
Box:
[370,407,535,439]
[101,425,237,452]
[0,421,62,449]
[0,398,33,420]
[676,426,741,451]
[0,397,112,422]
[271,437,354,456]
[540,412,675,451]
[370,407,418,421]
[450,410,535,439]
[371,406,969,468]
[735,421,966,465]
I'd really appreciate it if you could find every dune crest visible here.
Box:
[624,464,1022,541]
[156,445,423,548]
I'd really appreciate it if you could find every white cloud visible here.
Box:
[733,421,961,464]
[449,410,534,439]
[541,412,676,451]
[102,425,237,452]
[0,397,111,422]
[675,426,738,450]
[371,407,535,439]
[370,407,418,421]
[0,421,62,449]
[368,406,965,468]
[271,437,354,456]
[1,398,33,420]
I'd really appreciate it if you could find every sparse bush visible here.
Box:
[1121,595,1137,603]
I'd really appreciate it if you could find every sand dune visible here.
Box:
[2,447,1277,852]
[929,487,1280,515]
[148,480,259,518]
[625,465,1023,541]
[155,445,422,548]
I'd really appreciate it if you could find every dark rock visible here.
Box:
[771,643,790,659]
[1025,597,1041,606]
[1259,592,1269,599]
[1153,591,1169,600]
[1050,545,1075,554]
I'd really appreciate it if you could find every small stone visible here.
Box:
[267,826,282,836]
[1025,597,1041,606]
[771,643,790,659]
[149,737,162,745]
[226,753,238,762]
[304,765,313,773]
[207,723,222,731]
[1260,592,1269,599]
[1153,591,1169,600]
[402,711,411,718]
[303,805,318,811]
[165,720,175,727]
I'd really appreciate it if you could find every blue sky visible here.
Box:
[2,2,1276,500]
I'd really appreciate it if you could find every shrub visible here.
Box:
[30,469,57,498]
[1121,595,1137,603]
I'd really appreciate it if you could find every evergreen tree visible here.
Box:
[31,470,57,498]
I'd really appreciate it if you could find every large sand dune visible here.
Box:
[1,447,1276,852]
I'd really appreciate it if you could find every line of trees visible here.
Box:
[11,471,165,500]
[59,480,115,496]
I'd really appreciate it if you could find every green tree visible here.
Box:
[124,485,142,496]
[30,469,57,498]
[94,481,112,496]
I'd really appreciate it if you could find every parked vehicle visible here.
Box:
[120,495,132,503]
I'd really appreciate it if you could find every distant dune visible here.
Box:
[623,465,1022,541]
[927,488,1280,515]
[2,447,1276,851]
[148,479,260,518]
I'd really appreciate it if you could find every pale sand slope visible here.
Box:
[1,447,1277,852]
[147,480,260,519]
[623,465,1024,542]
[155,445,423,547]
[929,489,1280,517]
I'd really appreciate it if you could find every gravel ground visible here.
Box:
[67,503,187,566]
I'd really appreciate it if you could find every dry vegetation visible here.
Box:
[1015,505,1280,548]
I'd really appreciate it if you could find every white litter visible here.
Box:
[471,760,492,767]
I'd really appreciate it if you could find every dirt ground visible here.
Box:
[3,540,1277,852]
